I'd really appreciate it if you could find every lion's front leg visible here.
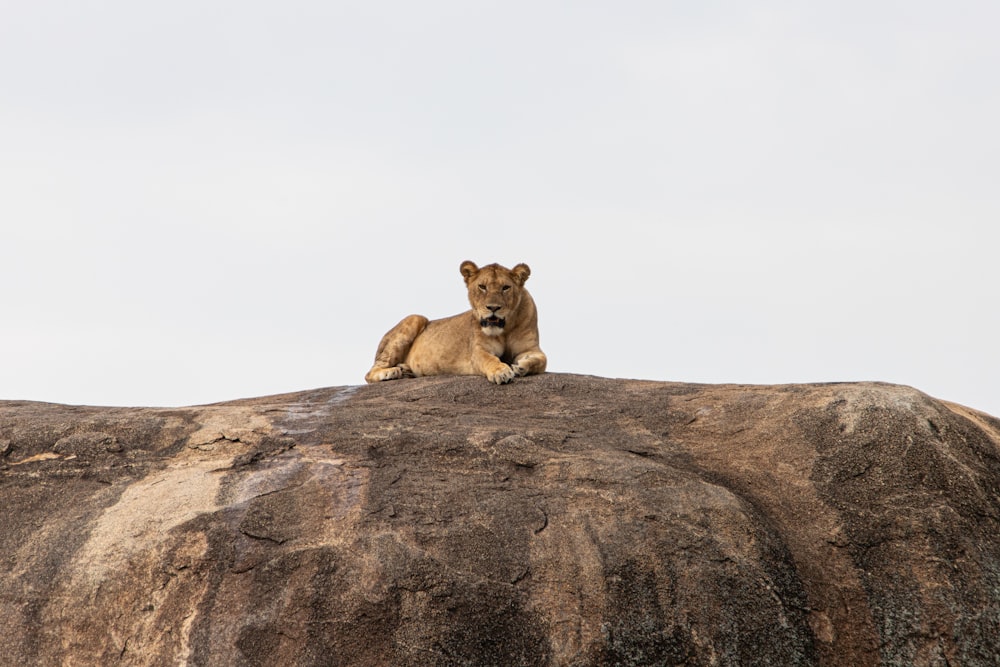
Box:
[472,347,516,384]
[511,350,547,377]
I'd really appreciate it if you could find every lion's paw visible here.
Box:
[371,366,405,382]
[488,364,517,385]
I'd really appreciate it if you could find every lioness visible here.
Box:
[365,260,547,384]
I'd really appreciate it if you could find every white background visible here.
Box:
[2,1,997,414]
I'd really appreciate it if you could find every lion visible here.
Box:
[365,260,547,385]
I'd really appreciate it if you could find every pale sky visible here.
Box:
[2,1,998,416]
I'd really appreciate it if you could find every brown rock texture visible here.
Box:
[2,373,1000,666]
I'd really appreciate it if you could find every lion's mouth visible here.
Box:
[480,316,505,329]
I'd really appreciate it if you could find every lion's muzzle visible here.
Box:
[480,315,506,329]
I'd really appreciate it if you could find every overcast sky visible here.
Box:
[2,1,998,416]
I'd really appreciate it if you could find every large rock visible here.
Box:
[2,374,1000,666]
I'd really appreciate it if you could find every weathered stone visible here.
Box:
[1,374,999,666]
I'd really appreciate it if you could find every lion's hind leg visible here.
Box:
[365,315,429,383]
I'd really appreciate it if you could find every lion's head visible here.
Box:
[460,260,531,336]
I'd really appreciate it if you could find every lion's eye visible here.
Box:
[502,285,511,292]
[478,284,487,292]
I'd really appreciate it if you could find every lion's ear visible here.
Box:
[460,260,479,284]
[511,263,531,285]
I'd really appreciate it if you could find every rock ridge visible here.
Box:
[2,373,999,666]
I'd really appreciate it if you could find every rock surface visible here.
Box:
[2,373,1000,666]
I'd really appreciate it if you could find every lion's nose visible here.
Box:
[487,305,501,313]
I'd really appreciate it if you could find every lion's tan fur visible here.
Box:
[365,261,547,384]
